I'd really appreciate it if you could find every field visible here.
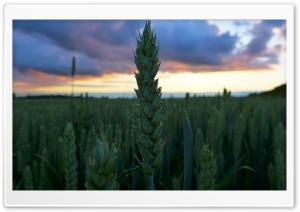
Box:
[12,20,287,191]
[13,93,286,190]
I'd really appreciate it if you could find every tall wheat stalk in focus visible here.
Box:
[134,20,163,190]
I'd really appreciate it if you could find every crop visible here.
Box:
[85,137,118,190]
[62,123,78,190]
[183,109,193,190]
[133,20,163,190]
[197,144,218,190]
[23,166,34,190]
[12,20,286,191]
[12,94,286,190]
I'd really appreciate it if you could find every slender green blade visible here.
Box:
[216,166,255,190]
[183,108,194,190]
[35,154,64,190]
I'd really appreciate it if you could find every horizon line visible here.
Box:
[13,90,267,98]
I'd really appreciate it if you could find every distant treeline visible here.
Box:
[248,84,286,97]
[13,93,97,99]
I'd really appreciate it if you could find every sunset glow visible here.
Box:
[13,20,286,97]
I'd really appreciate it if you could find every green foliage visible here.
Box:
[106,124,113,146]
[23,166,34,190]
[38,148,51,189]
[11,25,285,191]
[13,93,286,190]
[268,150,286,190]
[273,123,286,156]
[39,125,46,154]
[63,123,78,190]
[267,122,286,190]
[31,160,39,186]
[268,164,276,189]
[172,177,181,190]
[194,129,203,170]
[114,124,122,149]
[216,165,255,190]
[36,154,64,190]
[275,151,286,190]
[197,144,218,190]
[85,127,96,161]
[17,150,25,173]
[206,107,224,152]
[183,109,194,190]
[79,128,86,171]
[57,137,64,177]
[85,137,118,190]
[233,109,247,160]
[13,23,286,190]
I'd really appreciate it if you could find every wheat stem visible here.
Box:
[134,20,163,190]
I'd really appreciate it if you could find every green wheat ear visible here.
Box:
[23,165,34,190]
[134,20,163,188]
[197,144,218,190]
[63,123,78,190]
[85,137,118,190]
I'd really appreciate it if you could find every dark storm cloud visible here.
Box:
[14,20,144,60]
[13,29,138,76]
[13,20,241,77]
[13,34,63,75]
[15,20,238,66]
[154,20,238,66]
[13,19,286,81]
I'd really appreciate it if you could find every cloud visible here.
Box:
[13,29,138,77]
[234,20,286,70]
[13,67,70,89]
[13,19,286,83]
[154,20,238,66]
[245,20,286,56]
[13,20,144,60]
[261,20,286,28]
[14,20,239,71]
[13,30,103,76]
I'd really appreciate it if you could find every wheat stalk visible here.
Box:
[134,20,163,190]
[194,129,203,170]
[85,127,96,162]
[38,148,50,189]
[183,109,193,190]
[57,137,64,177]
[197,144,218,190]
[63,123,78,190]
[23,165,34,190]
[85,137,118,190]
[32,160,39,187]
[233,109,247,160]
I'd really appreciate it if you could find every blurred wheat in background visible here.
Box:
[12,20,286,190]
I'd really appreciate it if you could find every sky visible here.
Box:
[13,20,287,97]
